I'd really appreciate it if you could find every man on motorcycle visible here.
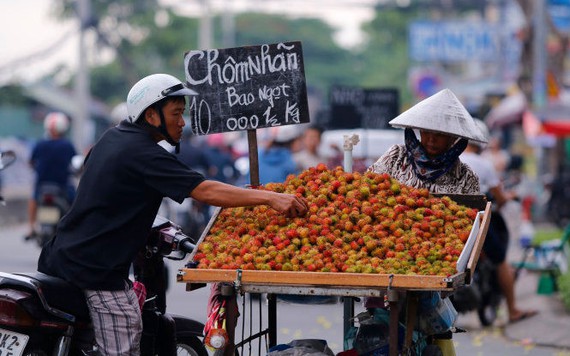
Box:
[37,73,309,356]
[461,119,537,324]
[26,111,77,240]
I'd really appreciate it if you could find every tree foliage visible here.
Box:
[0,85,35,106]
[6,0,549,122]
[46,1,465,113]
[233,13,360,95]
[356,6,421,105]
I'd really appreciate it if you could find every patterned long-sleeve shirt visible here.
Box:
[368,144,480,195]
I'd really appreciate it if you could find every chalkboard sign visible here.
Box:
[329,86,399,130]
[184,41,310,135]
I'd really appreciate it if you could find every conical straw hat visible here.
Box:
[389,88,488,143]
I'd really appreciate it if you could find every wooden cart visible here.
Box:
[178,198,491,355]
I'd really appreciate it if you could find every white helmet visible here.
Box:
[126,73,198,123]
[110,102,129,124]
[44,112,70,136]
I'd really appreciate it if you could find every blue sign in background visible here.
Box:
[548,0,570,33]
[409,21,500,62]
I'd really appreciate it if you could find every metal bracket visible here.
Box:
[385,274,398,307]
[234,269,243,291]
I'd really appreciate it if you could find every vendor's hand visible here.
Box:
[269,192,308,218]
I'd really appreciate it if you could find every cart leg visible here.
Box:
[404,292,419,351]
[267,293,277,348]
[388,290,400,356]
[343,297,355,348]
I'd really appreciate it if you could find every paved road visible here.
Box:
[0,222,568,355]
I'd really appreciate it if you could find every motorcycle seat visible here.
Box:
[15,272,91,322]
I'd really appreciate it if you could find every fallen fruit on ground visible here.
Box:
[193,164,479,276]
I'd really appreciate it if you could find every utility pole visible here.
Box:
[530,0,549,183]
[75,0,91,153]
[532,0,547,109]
[198,0,213,49]
[222,0,235,47]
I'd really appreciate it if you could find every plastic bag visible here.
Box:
[343,324,358,350]
[268,339,335,356]
[204,298,229,350]
[351,309,405,356]
[418,292,457,335]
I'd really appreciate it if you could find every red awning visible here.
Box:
[532,102,570,138]
[542,120,570,137]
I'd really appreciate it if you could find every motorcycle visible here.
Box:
[33,182,72,247]
[451,253,501,326]
[0,150,16,205]
[0,150,208,356]
[450,210,505,327]
[546,167,570,228]
[31,154,85,248]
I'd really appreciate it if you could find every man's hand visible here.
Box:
[269,192,308,218]
[190,181,308,217]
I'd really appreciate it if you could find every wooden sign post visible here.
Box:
[184,41,311,186]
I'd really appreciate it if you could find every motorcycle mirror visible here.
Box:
[71,154,85,173]
[234,156,249,176]
[0,150,16,170]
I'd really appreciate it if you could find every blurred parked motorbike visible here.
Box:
[33,183,71,247]
[450,210,506,326]
[547,167,570,228]
[0,150,16,206]
[27,154,84,247]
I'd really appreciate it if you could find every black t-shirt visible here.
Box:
[37,122,205,290]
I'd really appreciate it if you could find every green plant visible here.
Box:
[533,226,563,245]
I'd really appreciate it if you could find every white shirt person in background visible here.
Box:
[293,124,326,170]
[461,119,537,324]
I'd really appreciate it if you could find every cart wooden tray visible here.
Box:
[177,201,491,295]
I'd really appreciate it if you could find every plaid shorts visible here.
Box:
[85,281,143,356]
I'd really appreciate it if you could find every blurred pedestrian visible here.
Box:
[178,134,209,176]
[253,125,301,185]
[177,133,211,237]
[481,134,510,177]
[178,132,240,236]
[26,112,77,240]
[293,124,326,170]
[203,133,240,184]
[461,119,537,324]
